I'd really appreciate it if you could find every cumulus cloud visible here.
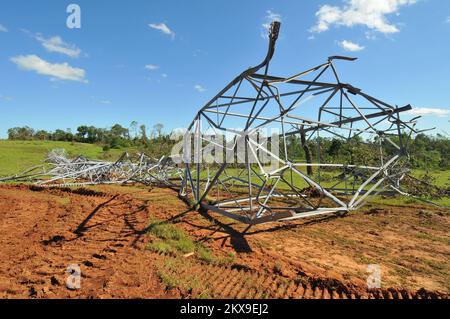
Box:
[145,64,159,71]
[194,84,206,92]
[35,34,81,58]
[311,0,417,34]
[149,23,175,39]
[408,107,450,118]
[0,24,8,32]
[10,55,87,82]
[261,10,282,38]
[339,40,365,51]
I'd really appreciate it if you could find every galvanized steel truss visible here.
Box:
[180,22,423,224]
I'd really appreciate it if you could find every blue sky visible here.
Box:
[0,0,449,138]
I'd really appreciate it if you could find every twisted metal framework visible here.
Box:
[180,22,422,224]
[0,149,182,187]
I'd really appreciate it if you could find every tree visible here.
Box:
[327,139,343,158]
[76,126,89,142]
[140,124,148,146]
[7,128,19,140]
[299,125,313,175]
[152,123,164,139]
[7,126,34,140]
[129,121,138,139]
[35,130,50,141]
[52,129,68,141]
[111,124,129,139]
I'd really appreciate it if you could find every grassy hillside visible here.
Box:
[0,140,125,176]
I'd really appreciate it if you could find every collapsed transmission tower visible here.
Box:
[0,149,182,187]
[180,21,423,225]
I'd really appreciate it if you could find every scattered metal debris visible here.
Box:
[0,149,183,187]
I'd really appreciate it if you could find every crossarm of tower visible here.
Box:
[284,104,412,137]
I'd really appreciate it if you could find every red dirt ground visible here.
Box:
[0,185,174,298]
[0,184,448,299]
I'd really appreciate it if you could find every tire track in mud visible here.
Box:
[152,251,448,299]
[31,186,448,300]
[29,185,110,198]
[0,185,169,298]
[43,195,156,298]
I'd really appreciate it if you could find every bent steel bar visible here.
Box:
[187,21,281,132]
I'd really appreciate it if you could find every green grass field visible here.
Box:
[411,169,450,189]
[200,165,450,189]
[0,140,125,176]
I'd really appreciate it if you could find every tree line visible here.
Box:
[6,122,175,159]
[284,133,450,170]
[6,124,450,170]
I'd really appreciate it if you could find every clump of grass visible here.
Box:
[196,245,215,263]
[147,218,196,254]
[158,269,180,289]
[147,241,175,254]
[147,218,236,267]
[423,259,449,273]
[357,255,378,265]
[155,258,212,298]
[196,244,236,266]
[156,259,179,289]
[197,290,212,299]
[148,219,189,241]
[173,239,196,254]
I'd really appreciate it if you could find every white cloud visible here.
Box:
[35,34,81,58]
[339,40,365,51]
[0,24,8,32]
[149,23,175,39]
[408,107,450,118]
[100,100,111,105]
[10,55,87,82]
[446,16,450,23]
[161,73,168,78]
[311,0,417,34]
[261,10,282,38]
[145,64,159,70]
[194,84,206,92]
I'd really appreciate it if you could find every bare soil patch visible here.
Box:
[0,184,447,299]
